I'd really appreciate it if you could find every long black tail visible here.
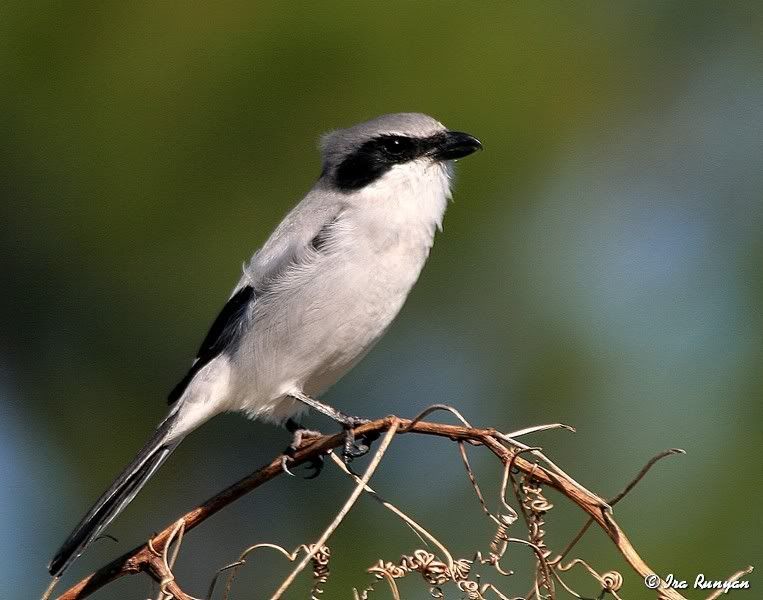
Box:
[49,415,182,576]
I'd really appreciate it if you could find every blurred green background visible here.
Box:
[2,2,761,598]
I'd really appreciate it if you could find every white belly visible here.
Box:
[229,228,433,422]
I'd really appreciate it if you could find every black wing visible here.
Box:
[167,285,255,405]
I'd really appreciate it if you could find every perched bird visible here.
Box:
[49,112,481,576]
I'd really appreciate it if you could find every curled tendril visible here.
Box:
[368,559,406,579]
[451,558,473,581]
[369,549,475,592]
[491,519,510,554]
[601,570,624,592]
[400,550,450,585]
[555,559,625,600]
[458,579,486,599]
[521,474,554,594]
[308,544,331,598]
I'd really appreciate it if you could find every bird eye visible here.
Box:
[379,136,411,156]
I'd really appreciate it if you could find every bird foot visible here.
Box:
[282,421,324,478]
[341,418,377,463]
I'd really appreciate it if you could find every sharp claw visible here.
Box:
[351,442,369,456]
[281,455,297,477]
[283,422,326,476]
[354,448,368,458]
[282,452,325,478]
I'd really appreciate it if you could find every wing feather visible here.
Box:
[167,195,345,406]
[167,285,254,405]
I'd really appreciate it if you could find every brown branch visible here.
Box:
[55,416,687,600]
[145,552,193,600]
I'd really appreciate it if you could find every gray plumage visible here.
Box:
[49,112,481,576]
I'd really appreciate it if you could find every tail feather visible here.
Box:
[49,416,182,576]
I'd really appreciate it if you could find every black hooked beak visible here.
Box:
[430,131,482,161]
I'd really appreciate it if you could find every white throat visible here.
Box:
[352,159,453,243]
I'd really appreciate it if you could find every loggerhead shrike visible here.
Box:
[49,112,481,576]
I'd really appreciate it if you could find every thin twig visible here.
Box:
[704,565,753,600]
[458,441,499,522]
[220,543,310,600]
[205,560,243,600]
[609,448,685,506]
[41,576,60,600]
[372,568,402,600]
[402,403,473,430]
[551,448,686,567]
[153,520,186,600]
[330,452,457,574]
[498,431,610,511]
[504,423,575,438]
[269,421,400,599]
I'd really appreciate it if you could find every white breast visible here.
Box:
[230,159,453,422]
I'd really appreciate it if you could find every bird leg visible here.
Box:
[287,391,375,462]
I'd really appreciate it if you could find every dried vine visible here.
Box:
[45,411,750,600]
